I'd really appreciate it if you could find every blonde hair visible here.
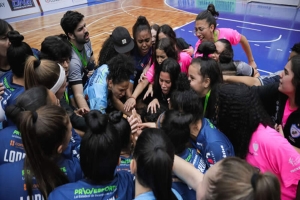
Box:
[205,157,280,200]
[24,56,61,90]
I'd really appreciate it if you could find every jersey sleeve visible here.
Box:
[83,66,109,113]
[178,52,192,74]
[68,55,83,84]
[145,63,155,83]
[265,136,300,188]
[219,28,241,46]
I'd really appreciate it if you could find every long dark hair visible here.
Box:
[108,111,131,150]
[215,83,273,159]
[18,105,69,199]
[161,110,193,154]
[133,128,177,200]
[81,110,121,184]
[153,58,181,98]
[171,73,203,122]
[290,55,300,107]
[97,36,118,67]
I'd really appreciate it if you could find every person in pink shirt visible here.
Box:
[194,4,256,69]
[157,24,192,71]
[215,83,300,200]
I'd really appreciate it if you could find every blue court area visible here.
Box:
[166,0,300,75]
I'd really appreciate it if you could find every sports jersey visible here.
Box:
[246,124,300,200]
[0,71,24,123]
[172,148,206,200]
[134,188,182,200]
[0,126,81,165]
[194,28,241,58]
[115,155,132,173]
[83,64,109,113]
[48,171,135,200]
[191,118,235,167]
[0,125,25,165]
[68,41,93,97]
[131,46,152,87]
[0,154,82,200]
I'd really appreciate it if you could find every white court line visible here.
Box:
[164,0,300,32]
[236,26,261,31]
[20,6,139,34]
[90,32,111,39]
[219,17,300,32]
[248,35,282,43]
[121,0,136,18]
[9,0,116,23]
[174,20,194,30]
[257,69,273,74]
[87,7,140,27]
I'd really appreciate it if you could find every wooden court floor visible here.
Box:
[10,0,196,63]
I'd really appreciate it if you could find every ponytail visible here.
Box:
[108,111,131,150]
[207,4,219,17]
[197,41,216,59]
[133,128,177,200]
[254,172,281,200]
[18,105,69,199]
[81,110,121,184]
[24,56,40,89]
[206,157,280,200]
[24,56,61,90]
[161,110,193,154]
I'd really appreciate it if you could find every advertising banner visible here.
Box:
[0,0,40,19]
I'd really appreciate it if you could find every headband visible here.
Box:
[50,64,65,94]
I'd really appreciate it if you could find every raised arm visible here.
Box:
[223,75,261,86]
[239,35,257,69]
[173,155,203,191]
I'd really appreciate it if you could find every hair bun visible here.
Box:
[136,16,149,26]
[84,110,108,134]
[198,41,216,59]
[108,111,123,124]
[7,31,24,47]
[207,4,219,17]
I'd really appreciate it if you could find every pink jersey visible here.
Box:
[145,52,191,83]
[194,28,241,58]
[246,124,300,200]
[282,99,298,127]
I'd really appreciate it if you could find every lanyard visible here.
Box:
[213,30,218,42]
[64,91,69,105]
[70,42,87,67]
[203,90,211,116]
